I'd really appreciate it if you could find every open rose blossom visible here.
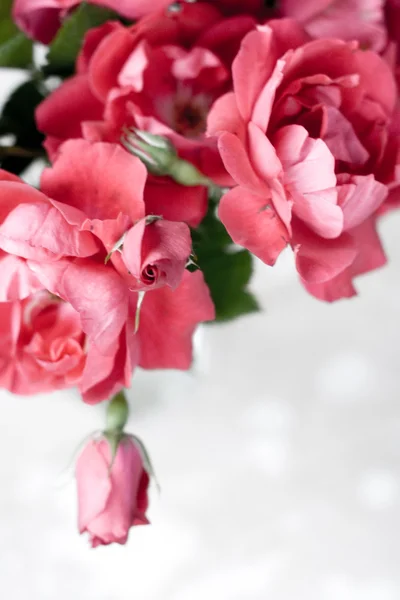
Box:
[35,2,257,188]
[0,141,214,401]
[76,436,149,547]
[208,20,400,301]
[38,139,215,392]
[0,163,136,402]
[13,0,273,45]
[0,292,85,394]
[12,0,175,44]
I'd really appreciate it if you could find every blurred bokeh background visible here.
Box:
[1,69,399,600]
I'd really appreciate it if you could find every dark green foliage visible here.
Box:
[0,0,32,68]
[45,3,118,75]
[0,80,46,175]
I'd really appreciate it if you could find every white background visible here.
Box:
[0,68,399,600]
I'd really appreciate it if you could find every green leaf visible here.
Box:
[192,198,260,322]
[0,80,46,174]
[199,249,259,321]
[0,0,13,21]
[191,206,232,254]
[46,3,117,73]
[0,19,32,68]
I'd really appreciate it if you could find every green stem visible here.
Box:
[105,390,129,433]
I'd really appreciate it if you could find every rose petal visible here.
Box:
[139,270,215,369]
[218,186,288,265]
[41,140,147,223]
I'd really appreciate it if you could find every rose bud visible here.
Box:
[121,217,192,291]
[76,435,150,548]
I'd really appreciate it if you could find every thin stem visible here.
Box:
[0,145,45,159]
[105,390,129,433]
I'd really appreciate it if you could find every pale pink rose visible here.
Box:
[0,291,85,394]
[76,436,149,547]
[280,0,387,51]
[208,22,398,300]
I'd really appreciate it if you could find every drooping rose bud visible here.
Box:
[122,217,192,290]
[76,436,149,547]
[122,128,212,187]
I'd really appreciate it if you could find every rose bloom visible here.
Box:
[76,436,149,547]
[0,291,85,394]
[36,139,215,398]
[35,2,257,190]
[13,0,272,44]
[0,166,132,402]
[208,20,400,301]
[0,142,215,401]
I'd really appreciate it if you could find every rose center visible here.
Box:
[173,99,207,138]
[142,264,158,284]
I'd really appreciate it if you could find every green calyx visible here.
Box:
[121,127,214,187]
[103,390,130,467]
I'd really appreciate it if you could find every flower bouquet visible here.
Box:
[0,0,398,546]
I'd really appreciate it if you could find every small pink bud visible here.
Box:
[122,217,192,290]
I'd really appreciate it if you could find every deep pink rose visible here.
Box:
[12,0,178,44]
[76,436,149,547]
[208,21,399,301]
[13,0,271,44]
[0,291,85,394]
[35,4,256,191]
[385,0,400,75]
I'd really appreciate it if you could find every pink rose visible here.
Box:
[0,141,214,401]
[40,139,192,289]
[120,218,192,291]
[208,22,399,300]
[37,139,215,396]
[280,0,387,51]
[35,4,256,189]
[13,0,270,44]
[12,0,174,44]
[76,436,149,547]
[0,168,134,401]
[0,291,85,394]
